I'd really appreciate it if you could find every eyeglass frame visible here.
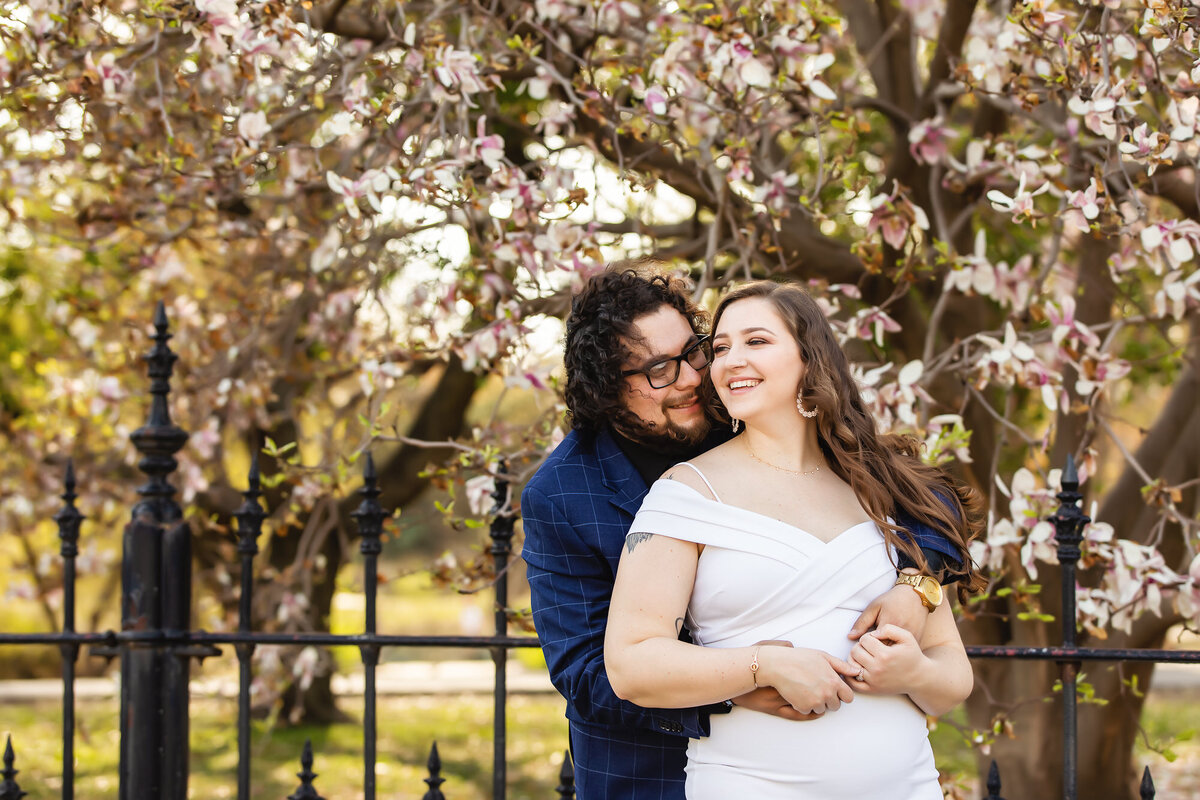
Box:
[620,335,713,389]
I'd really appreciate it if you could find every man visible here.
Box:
[521,263,961,799]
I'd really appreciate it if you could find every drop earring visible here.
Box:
[796,393,817,419]
[731,418,741,433]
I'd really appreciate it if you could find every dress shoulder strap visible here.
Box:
[670,462,722,503]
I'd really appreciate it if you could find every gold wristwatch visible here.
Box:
[895,573,943,612]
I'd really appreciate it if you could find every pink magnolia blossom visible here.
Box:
[1167,96,1200,141]
[1020,520,1057,580]
[190,417,221,460]
[191,0,242,54]
[595,1,641,34]
[83,52,130,97]
[846,307,902,347]
[994,254,1033,312]
[800,51,837,100]
[432,46,494,102]
[1063,177,1103,233]
[1046,296,1102,351]
[465,474,497,516]
[1075,353,1132,397]
[868,188,929,249]
[292,646,321,691]
[277,591,310,626]
[325,168,392,219]
[1154,269,1200,319]
[901,0,943,39]
[472,123,506,171]
[753,170,799,214]
[908,116,958,165]
[519,67,553,100]
[236,110,270,146]
[986,172,1050,222]
[534,0,578,22]
[644,86,669,116]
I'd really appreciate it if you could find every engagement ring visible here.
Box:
[855,668,866,681]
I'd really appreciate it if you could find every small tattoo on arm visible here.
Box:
[625,532,654,553]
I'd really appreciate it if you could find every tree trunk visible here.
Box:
[271,356,480,723]
[965,336,1200,798]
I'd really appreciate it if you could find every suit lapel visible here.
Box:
[594,428,649,518]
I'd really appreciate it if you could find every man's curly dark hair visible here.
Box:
[564,260,707,436]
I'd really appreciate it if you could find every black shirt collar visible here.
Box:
[609,426,732,488]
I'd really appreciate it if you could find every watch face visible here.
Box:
[921,579,943,606]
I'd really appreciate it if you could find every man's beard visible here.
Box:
[613,408,712,454]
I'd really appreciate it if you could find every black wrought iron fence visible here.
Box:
[0,304,562,800]
[1,304,1198,800]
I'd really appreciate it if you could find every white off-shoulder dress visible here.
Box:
[627,469,941,800]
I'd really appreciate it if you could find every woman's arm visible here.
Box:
[605,529,858,713]
[846,600,973,717]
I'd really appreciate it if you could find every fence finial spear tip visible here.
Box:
[153,300,168,329]
[3,734,12,763]
[364,450,377,482]
[248,452,260,487]
[1140,765,1155,799]
[1063,452,1079,488]
[64,458,76,492]
[985,759,1001,794]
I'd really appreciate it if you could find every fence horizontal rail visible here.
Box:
[965,645,1200,663]
[9,635,1196,661]
[0,632,543,648]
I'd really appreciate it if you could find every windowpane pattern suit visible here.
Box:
[521,427,959,799]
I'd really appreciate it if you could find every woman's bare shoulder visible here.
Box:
[654,440,745,501]
[655,462,716,500]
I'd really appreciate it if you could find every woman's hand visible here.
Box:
[845,624,928,696]
[756,645,858,715]
[847,581,930,645]
[731,641,822,720]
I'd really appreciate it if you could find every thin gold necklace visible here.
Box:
[745,441,821,477]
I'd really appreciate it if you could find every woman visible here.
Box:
[605,281,981,799]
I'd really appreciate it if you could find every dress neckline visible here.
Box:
[659,479,878,548]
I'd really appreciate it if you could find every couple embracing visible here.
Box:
[522,262,982,799]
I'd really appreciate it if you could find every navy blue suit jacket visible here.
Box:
[520,426,960,799]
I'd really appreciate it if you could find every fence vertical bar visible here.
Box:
[54,461,82,800]
[1139,766,1155,799]
[1051,454,1088,800]
[555,751,575,799]
[235,456,266,800]
[122,301,188,800]
[353,452,385,800]
[0,737,26,800]
[422,742,445,800]
[286,740,325,800]
[981,760,1004,800]
[489,463,515,800]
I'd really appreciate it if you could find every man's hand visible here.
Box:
[730,640,821,720]
[848,577,930,644]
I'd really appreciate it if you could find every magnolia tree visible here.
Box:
[2,0,1199,796]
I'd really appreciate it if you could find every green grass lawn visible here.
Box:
[2,694,571,800]
[2,691,1196,799]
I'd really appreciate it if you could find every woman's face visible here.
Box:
[710,297,805,424]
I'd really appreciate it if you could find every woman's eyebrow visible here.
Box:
[712,326,773,340]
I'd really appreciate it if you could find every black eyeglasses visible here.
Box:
[621,335,712,389]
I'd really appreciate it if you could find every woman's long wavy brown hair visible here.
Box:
[711,281,985,596]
